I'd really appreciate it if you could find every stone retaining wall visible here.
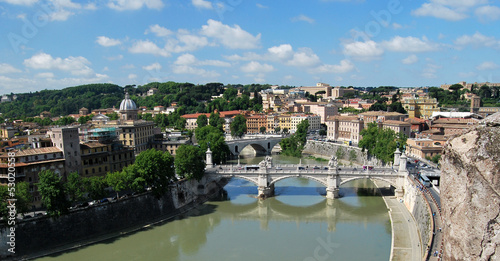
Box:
[0,177,221,260]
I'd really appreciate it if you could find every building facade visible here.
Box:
[402,97,440,119]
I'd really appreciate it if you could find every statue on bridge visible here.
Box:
[259,156,273,168]
[328,155,338,169]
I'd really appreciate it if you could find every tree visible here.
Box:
[84,176,107,200]
[336,147,345,159]
[319,129,327,136]
[431,154,441,164]
[0,186,9,222]
[230,114,247,138]
[279,120,309,157]
[65,172,85,203]
[106,171,130,198]
[197,114,208,128]
[275,126,281,133]
[175,145,205,180]
[260,126,266,134]
[37,170,69,216]
[349,150,357,162]
[134,149,175,197]
[209,112,225,131]
[223,88,238,101]
[359,122,407,164]
[196,126,230,164]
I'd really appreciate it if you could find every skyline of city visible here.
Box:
[0,0,499,94]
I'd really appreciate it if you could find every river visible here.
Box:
[36,152,391,261]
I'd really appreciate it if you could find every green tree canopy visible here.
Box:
[106,170,130,198]
[84,176,108,201]
[134,149,175,197]
[358,122,407,164]
[37,170,70,216]
[197,114,208,128]
[175,145,205,180]
[65,172,85,203]
[196,126,230,164]
[230,114,247,138]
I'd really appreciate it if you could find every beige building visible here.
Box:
[331,87,356,99]
[300,103,339,123]
[402,97,440,119]
[406,137,445,159]
[277,114,292,132]
[382,120,411,138]
[359,111,408,125]
[326,115,364,144]
[290,114,321,133]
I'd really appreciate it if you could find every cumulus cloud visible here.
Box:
[313,59,355,74]
[96,36,122,47]
[342,40,384,61]
[291,14,315,24]
[286,48,321,67]
[129,40,170,57]
[476,61,499,70]
[192,0,212,9]
[0,63,22,74]
[268,44,294,61]
[145,24,173,37]
[108,0,164,11]
[165,33,209,53]
[402,54,419,64]
[412,0,489,21]
[23,52,93,76]
[382,36,439,52]
[240,61,274,73]
[201,19,261,49]
[172,65,220,77]
[143,62,162,71]
[174,53,230,67]
[454,32,500,49]
[475,5,500,22]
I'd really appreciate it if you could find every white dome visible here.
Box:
[119,92,137,111]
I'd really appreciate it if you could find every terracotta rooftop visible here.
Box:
[0,146,62,157]
[383,120,411,126]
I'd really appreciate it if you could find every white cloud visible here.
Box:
[402,54,419,64]
[422,63,441,79]
[412,3,468,21]
[35,72,55,78]
[143,62,162,71]
[106,54,124,61]
[52,0,81,9]
[431,0,488,8]
[286,48,321,67]
[0,0,38,5]
[313,59,355,74]
[172,65,220,77]
[267,44,294,61]
[392,23,403,29]
[145,24,173,37]
[342,40,384,61]
[476,61,499,70]
[475,5,500,22]
[23,52,93,76]
[49,9,74,21]
[201,19,261,49]
[240,61,274,73]
[382,36,439,52]
[454,32,500,49]
[165,33,209,53]
[192,0,212,9]
[96,36,122,47]
[129,40,170,57]
[108,0,164,11]
[292,14,315,24]
[128,74,137,79]
[122,64,135,69]
[175,54,230,68]
[0,63,22,74]
[256,3,267,8]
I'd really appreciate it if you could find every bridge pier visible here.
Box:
[325,171,341,200]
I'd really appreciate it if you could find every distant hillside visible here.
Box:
[0,82,269,119]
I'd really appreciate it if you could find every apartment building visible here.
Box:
[290,114,321,133]
[402,97,440,119]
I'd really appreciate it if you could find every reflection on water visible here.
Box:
[37,154,391,261]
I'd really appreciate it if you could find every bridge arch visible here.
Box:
[340,177,397,188]
[229,175,259,186]
[269,175,328,187]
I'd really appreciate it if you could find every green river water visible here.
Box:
[36,152,391,261]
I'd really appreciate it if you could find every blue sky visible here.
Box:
[0,0,499,94]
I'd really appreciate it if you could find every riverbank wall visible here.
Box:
[303,140,386,167]
[403,176,433,258]
[0,176,223,260]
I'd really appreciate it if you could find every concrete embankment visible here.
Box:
[0,177,225,260]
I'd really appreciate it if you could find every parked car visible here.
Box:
[275,166,283,170]
[298,166,305,170]
[100,198,109,203]
[313,166,320,170]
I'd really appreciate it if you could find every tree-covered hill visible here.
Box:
[0,82,270,120]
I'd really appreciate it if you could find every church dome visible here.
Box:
[119,92,137,111]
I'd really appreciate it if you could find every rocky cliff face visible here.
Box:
[441,113,500,261]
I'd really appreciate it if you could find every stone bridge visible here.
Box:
[206,148,409,199]
[225,136,283,156]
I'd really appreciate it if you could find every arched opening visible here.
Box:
[271,176,327,206]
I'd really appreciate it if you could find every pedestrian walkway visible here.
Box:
[373,180,422,261]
